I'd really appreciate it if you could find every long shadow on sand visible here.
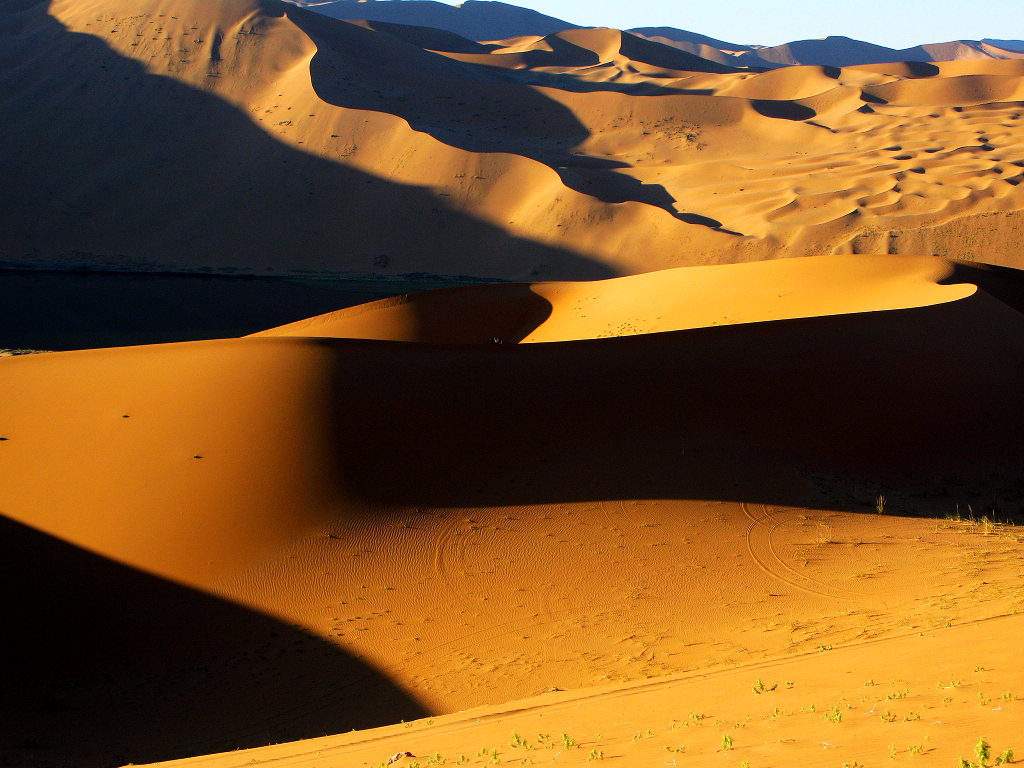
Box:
[0,0,617,280]
[0,270,411,350]
[324,276,1024,520]
[0,515,428,768]
[279,3,735,222]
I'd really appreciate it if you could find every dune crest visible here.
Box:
[0,0,1020,278]
[256,255,975,343]
[3,255,1024,767]
[3,2,1024,766]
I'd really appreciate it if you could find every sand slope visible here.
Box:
[634,32,1024,70]
[255,254,975,342]
[3,256,1024,767]
[145,612,1024,768]
[1,0,1023,278]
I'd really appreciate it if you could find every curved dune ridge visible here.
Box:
[3,256,1024,768]
[1,0,1022,279]
[255,254,976,343]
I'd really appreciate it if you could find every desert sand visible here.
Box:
[1,0,1023,278]
[3,255,1024,767]
[3,0,1024,766]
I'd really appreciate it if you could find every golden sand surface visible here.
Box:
[1,0,1022,277]
[2,255,1023,767]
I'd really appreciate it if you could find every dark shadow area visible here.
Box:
[890,59,941,78]
[0,515,427,768]
[284,6,714,218]
[304,0,580,43]
[750,37,899,68]
[984,38,1024,53]
[324,286,1024,522]
[861,90,888,104]
[676,211,742,234]
[506,32,601,68]
[947,260,1024,314]
[355,282,553,343]
[626,26,747,53]
[353,18,499,54]
[0,270,411,350]
[0,0,618,282]
[751,98,817,121]
[617,30,736,74]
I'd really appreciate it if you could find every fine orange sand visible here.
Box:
[4,2,1024,767]
[1,0,1023,278]
[2,255,1024,767]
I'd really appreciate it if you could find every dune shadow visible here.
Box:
[324,288,1024,521]
[676,211,742,233]
[896,59,941,78]
[946,260,1024,314]
[512,33,601,68]
[751,98,817,121]
[0,0,618,282]
[353,18,501,55]
[365,281,554,343]
[0,270,414,350]
[617,31,735,75]
[0,514,428,768]
[279,5,726,218]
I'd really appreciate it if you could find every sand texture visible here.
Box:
[4,1,1024,765]
[2,255,1024,767]
[0,0,1022,278]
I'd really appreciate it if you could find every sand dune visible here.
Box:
[143,612,1024,768]
[632,29,1024,69]
[292,0,579,43]
[255,254,975,342]
[4,1,1024,766]
[3,255,1024,767]
[2,0,1023,279]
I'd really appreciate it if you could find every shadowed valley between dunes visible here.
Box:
[2,0,1024,281]
[3,0,1024,766]
[3,257,1024,768]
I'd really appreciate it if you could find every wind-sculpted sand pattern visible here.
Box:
[741,502,866,601]
[2,253,1023,767]
[3,0,1024,277]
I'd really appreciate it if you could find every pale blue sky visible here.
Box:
[469,0,1024,49]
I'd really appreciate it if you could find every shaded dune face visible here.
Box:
[3,0,1023,279]
[318,290,1024,518]
[250,259,1024,518]
[0,0,616,280]
[286,9,704,216]
[0,515,428,768]
[2,259,1024,768]
[0,271,401,351]
[252,281,555,343]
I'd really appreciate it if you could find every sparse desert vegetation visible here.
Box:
[1,1,1023,768]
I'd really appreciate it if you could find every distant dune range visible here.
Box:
[1,0,1023,280]
[296,1,1024,68]
[3,256,1024,766]
[4,1,1024,766]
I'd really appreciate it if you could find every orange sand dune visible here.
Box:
[148,612,1024,768]
[255,254,975,342]
[0,337,344,586]
[3,256,1024,767]
[2,0,1023,278]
